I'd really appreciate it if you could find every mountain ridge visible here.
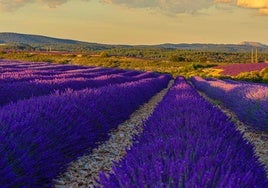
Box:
[0,32,267,52]
[239,41,267,47]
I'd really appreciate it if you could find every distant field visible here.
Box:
[0,50,268,83]
[215,62,268,76]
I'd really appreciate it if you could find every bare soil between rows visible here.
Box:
[54,79,267,187]
[197,90,268,176]
[53,80,174,188]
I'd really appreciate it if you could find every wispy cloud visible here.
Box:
[259,8,268,15]
[0,0,70,11]
[101,0,268,15]
[237,0,268,9]
[1,0,268,15]
[1,0,217,13]
[101,0,215,14]
[237,0,268,14]
[214,0,233,3]
[216,0,268,15]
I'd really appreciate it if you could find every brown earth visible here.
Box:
[53,80,174,188]
[53,79,267,188]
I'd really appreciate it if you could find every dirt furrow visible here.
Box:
[53,80,174,188]
[196,90,268,176]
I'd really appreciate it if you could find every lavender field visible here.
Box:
[0,59,267,187]
[98,77,267,187]
[0,59,171,187]
[215,63,268,76]
[190,76,268,130]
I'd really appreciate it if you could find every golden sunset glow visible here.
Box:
[237,0,268,15]
[259,8,268,14]
[0,0,267,44]
[237,0,268,8]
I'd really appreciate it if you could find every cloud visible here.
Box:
[259,8,268,14]
[236,0,268,15]
[101,0,215,14]
[237,0,268,9]
[1,0,268,15]
[43,0,69,8]
[0,0,219,14]
[0,0,70,11]
[214,0,233,3]
[101,0,268,15]
[215,0,268,15]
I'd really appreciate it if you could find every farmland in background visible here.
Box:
[1,49,268,83]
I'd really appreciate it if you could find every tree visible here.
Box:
[170,55,185,62]
[99,51,109,58]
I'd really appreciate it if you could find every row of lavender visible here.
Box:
[215,63,268,76]
[0,60,171,187]
[190,76,268,130]
[0,59,159,106]
[98,77,267,187]
[0,59,157,83]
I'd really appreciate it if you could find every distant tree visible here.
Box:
[258,57,265,63]
[170,55,185,62]
[100,51,109,58]
[199,56,208,63]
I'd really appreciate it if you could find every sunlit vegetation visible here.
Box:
[235,67,268,83]
[0,49,268,82]
[0,51,219,78]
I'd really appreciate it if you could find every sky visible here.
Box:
[0,0,268,45]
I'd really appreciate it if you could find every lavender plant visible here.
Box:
[0,61,161,106]
[98,77,268,188]
[190,76,268,130]
[0,75,171,187]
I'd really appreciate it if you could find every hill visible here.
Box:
[0,32,268,53]
[153,42,268,53]
[239,41,267,48]
[0,32,128,51]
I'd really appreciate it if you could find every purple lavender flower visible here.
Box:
[97,77,268,188]
[190,76,268,130]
